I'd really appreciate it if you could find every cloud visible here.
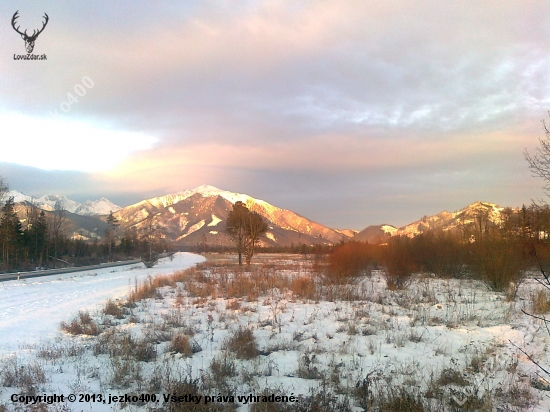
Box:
[1,1,549,227]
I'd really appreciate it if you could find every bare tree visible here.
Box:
[50,201,68,268]
[141,215,160,268]
[525,115,550,197]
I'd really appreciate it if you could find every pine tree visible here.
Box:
[105,211,119,262]
[0,197,23,270]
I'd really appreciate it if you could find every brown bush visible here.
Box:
[289,276,317,299]
[223,327,258,359]
[469,239,525,292]
[226,299,241,311]
[60,311,101,336]
[531,289,550,314]
[327,241,378,283]
[169,334,193,357]
[383,237,417,290]
[410,231,468,278]
[103,299,124,319]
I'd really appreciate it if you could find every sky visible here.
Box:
[1,1,550,230]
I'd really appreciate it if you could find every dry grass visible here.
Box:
[223,327,258,359]
[289,276,317,299]
[103,299,124,319]
[531,289,550,314]
[226,299,241,311]
[169,334,193,357]
[60,311,101,336]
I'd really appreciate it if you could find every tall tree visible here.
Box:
[225,201,249,265]
[225,201,268,266]
[23,202,47,266]
[141,215,160,267]
[243,209,268,266]
[0,177,8,204]
[526,115,550,197]
[50,201,68,268]
[0,197,23,269]
[105,211,119,262]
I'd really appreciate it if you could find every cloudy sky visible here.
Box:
[1,1,550,229]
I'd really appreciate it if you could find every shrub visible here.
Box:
[224,327,258,359]
[383,236,417,290]
[210,354,237,378]
[531,289,550,314]
[289,276,317,299]
[327,241,377,283]
[410,231,468,278]
[169,334,193,357]
[103,299,124,319]
[469,239,525,292]
[60,311,101,336]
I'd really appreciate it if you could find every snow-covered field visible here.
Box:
[1,253,550,411]
[0,253,205,357]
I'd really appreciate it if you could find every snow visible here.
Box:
[2,255,550,411]
[36,194,82,213]
[208,214,222,226]
[0,253,204,358]
[381,225,397,235]
[6,190,31,203]
[74,198,121,215]
[7,190,121,216]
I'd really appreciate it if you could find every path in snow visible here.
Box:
[0,252,205,357]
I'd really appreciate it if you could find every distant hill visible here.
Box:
[6,190,121,216]
[354,224,398,244]
[355,201,512,243]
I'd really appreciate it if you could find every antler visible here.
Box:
[32,13,49,38]
[11,11,26,37]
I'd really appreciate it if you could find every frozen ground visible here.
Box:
[1,254,550,411]
[0,253,205,357]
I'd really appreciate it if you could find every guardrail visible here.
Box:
[0,259,144,282]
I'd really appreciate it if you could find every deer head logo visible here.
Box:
[11,11,49,54]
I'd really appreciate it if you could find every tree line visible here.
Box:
[327,203,550,292]
[0,178,169,272]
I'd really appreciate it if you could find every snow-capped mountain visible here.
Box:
[5,190,120,216]
[356,201,513,243]
[75,198,121,216]
[396,201,507,238]
[354,224,398,243]
[36,194,82,213]
[115,185,346,247]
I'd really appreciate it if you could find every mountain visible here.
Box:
[75,198,121,216]
[335,228,359,238]
[396,201,507,237]
[354,224,398,243]
[6,190,120,216]
[36,194,82,213]
[356,201,510,243]
[114,185,346,247]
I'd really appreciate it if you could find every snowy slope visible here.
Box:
[6,191,121,216]
[36,194,82,213]
[74,198,122,215]
[0,252,204,357]
[115,185,346,246]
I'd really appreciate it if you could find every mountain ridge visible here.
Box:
[5,190,121,216]
[114,185,347,247]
